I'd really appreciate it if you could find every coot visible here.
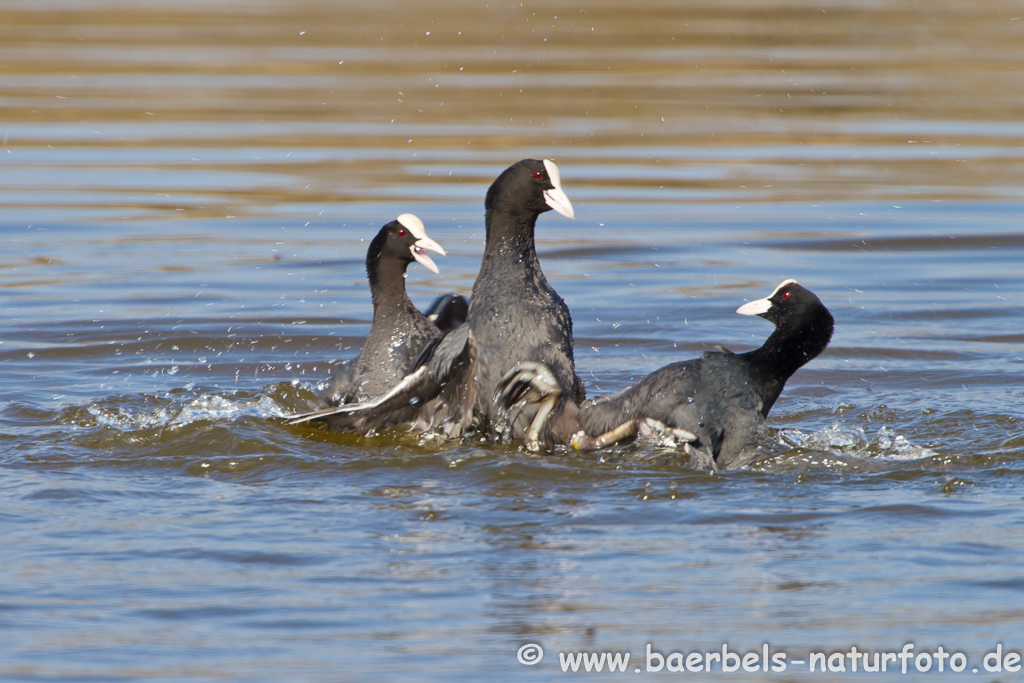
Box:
[322,214,451,406]
[288,159,579,439]
[497,280,834,469]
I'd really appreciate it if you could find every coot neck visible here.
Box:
[747,312,834,383]
[480,207,541,274]
[367,256,415,318]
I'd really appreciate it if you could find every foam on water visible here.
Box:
[86,393,290,432]
[778,423,939,461]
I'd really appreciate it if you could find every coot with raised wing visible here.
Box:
[289,159,579,439]
[323,214,452,406]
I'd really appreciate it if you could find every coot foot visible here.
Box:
[570,417,697,451]
[496,361,562,452]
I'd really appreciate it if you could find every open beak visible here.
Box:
[397,213,446,274]
[410,236,445,274]
[542,159,575,219]
[543,186,575,219]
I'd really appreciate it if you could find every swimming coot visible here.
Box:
[322,214,452,406]
[288,159,580,438]
[497,280,834,469]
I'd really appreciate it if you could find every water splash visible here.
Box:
[86,393,289,433]
[778,423,938,461]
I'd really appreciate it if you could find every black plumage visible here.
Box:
[288,159,578,438]
[498,280,834,469]
[422,293,469,333]
[456,158,581,433]
[323,214,451,406]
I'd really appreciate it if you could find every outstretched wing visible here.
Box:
[286,324,475,435]
[286,365,435,426]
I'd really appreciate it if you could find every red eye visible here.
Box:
[534,171,544,179]
[782,291,790,299]
[397,229,406,237]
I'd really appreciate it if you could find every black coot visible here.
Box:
[288,159,578,438]
[498,280,834,468]
[422,293,469,333]
[323,214,452,406]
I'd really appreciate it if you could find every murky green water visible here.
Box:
[3,1,1024,680]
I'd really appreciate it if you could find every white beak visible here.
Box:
[542,159,575,219]
[396,213,445,274]
[410,236,445,274]
[736,297,772,316]
[736,279,799,316]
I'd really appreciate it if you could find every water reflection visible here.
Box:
[4,1,1024,680]
[4,0,1024,215]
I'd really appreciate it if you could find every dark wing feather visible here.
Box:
[286,365,435,426]
[286,324,475,435]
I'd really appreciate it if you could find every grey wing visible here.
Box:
[417,323,472,383]
[285,365,437,429]
[286,324,474,434]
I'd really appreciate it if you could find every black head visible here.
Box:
[736,280,825,324]
[737,279,834,364]
[484,159,575,220]
[366,213,445,276]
